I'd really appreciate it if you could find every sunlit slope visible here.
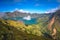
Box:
[0,19,53,40]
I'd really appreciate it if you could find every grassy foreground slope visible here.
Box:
[0,19,53,40]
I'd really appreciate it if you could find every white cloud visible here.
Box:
[45,7,59,13]
[10,7,60,14]
[11,8,30,13]
[23,15,31,20]
[19,9,29,13]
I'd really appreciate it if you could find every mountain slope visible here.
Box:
[47,9,60,40]
[0,19,53,40]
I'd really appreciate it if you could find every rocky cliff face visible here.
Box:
[48,9,60,39]
[48,9,60,28]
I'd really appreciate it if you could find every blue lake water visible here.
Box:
[6,17,37,25]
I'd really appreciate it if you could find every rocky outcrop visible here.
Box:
[48,9,60,40]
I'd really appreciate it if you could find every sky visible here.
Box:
[0,0,60,13]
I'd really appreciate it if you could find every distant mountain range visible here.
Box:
[0,9,60,19]
[1,11,51,18]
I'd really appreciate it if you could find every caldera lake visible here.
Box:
[5,17,37,25]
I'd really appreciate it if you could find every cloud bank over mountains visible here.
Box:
[10,7,60,13]
[45,7,60,13]
[10,8,30,13]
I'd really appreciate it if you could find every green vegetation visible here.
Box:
[0,10,60,40]
[0,19,54,40]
